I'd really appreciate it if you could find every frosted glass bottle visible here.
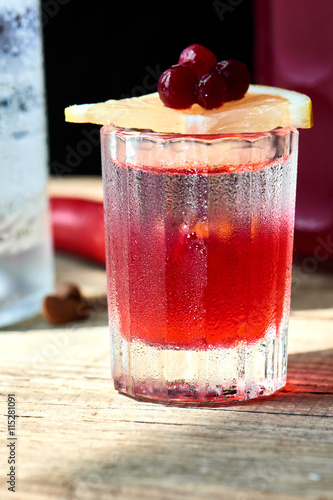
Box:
[0,0,54,327]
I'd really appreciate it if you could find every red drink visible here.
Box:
[107,160,294,350]
[64,40,311,404]
[102,126,298,403]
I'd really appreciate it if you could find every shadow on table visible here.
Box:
[285,348,333,393]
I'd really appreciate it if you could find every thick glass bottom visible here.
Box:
[111,329,288,406]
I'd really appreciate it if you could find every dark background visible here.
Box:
[41,0,254,177]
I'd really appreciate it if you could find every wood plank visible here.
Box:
[0,177,332,499]
[0,327,332,500]
[0,327,333,499]
[48,175,103,201]
[0,266,332,500]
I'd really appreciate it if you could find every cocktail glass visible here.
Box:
[101,125,298,404]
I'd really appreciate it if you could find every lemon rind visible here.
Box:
[64,85,313,132]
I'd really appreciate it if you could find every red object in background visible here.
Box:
[253,0,333,258]
[50,197,106,266]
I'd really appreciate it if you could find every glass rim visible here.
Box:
[101,124,298,143]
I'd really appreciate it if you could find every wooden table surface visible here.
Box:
[0,177,333,500]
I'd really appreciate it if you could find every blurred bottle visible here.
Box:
[253,0,333,260]
[0,0,54,327]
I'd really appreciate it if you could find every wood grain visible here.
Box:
[48,176,103,202]
[0,178,332,500]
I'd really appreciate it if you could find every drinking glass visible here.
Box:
[101,125,298,404]
[0,0,53,327]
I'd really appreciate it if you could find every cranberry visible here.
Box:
[213,59,251,101]
[158,64,197,109]
[195,71,229,109]
[178,43,217,78]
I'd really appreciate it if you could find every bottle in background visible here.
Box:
[253,0,333,260]
[0,0,54,327]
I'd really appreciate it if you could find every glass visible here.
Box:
[101,125,299,405]
[0,0,53,327]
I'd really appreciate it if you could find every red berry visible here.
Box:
[158,64,197,109]
[195,71,229,109]
[213,59,251,101]
[178,44,217,78]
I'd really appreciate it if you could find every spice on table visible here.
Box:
[42,282,108,325]
[42,282,90,325]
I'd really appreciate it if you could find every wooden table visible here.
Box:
[1,177,333,500]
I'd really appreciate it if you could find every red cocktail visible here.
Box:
[65,41,312,405]
[102,126,298,403]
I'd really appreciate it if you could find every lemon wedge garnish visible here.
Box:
[65,84,313,134]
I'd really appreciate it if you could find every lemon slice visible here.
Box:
[65,84,313,134]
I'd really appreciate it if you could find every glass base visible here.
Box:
[111,329,288,406]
